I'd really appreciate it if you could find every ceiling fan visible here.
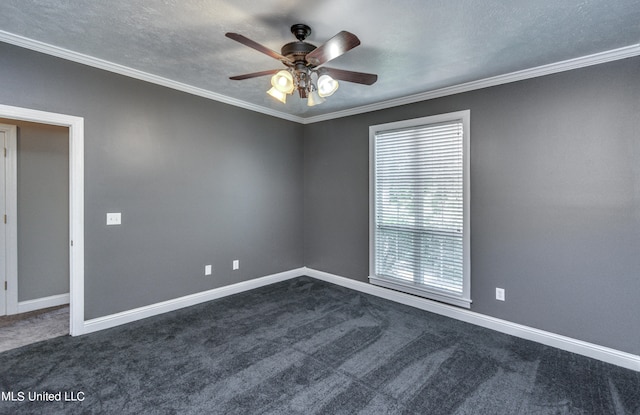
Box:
[225,24,377,106]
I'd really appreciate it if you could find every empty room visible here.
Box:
[0,1,639,413]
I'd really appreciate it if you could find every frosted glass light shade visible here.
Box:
[317,74,339,97]
[267,87,287,103]
[271,70,295,94]
[307,90,325,106]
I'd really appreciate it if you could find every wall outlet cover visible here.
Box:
[106,212,121,225]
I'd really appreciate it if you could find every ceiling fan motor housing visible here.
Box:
[281,41,316,62]
[281,24,317,64]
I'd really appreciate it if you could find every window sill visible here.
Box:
[369,275,472,309]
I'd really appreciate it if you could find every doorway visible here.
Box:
[0,104,84,336]
[0,120,69,318]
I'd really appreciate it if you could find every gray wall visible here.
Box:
[0,119,70,302]
[303,57,640,355]
[0,42,304,319]
[1,40,638,356]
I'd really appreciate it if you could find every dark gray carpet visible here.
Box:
[1,276,638,414]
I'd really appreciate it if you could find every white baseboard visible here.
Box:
[79,266,640,372]
[82,268,304,335]
[17,293,70,314]
[303,267,640,372]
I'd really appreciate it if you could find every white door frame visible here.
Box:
[0,104,84,336]
[0,123,17,316]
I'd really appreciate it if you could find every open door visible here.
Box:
[0,123,17,316]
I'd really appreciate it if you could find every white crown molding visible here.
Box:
[1,30,638,125]
[301,43,640,124]
[0,30,304,124]
[303,267,640,372]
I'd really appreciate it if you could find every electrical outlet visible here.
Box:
[205,265,212,276]
[232,260,239,270]
[106,212,121,225]
[496,288,505,301]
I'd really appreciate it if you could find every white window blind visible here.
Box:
[369,111,470,308]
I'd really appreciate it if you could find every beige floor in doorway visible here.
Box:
[0,305,69,353]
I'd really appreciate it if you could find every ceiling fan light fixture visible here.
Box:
[267,86,287,103]
[317,74,339,97]
[307,89,325,107]
[227,24,377,105]
[271,70,295,94]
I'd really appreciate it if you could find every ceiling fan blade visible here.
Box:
[225,33,292,63]
[321,67,378,85]
[229,70,280,80]
[305,31,361,66]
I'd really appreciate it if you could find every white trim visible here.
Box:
[70,263,640,371]
[303,267,640,372]
[17,293,69,314]
[82,268,305,335]
[369,110,471,308]
[5,125,17,315]
[0,30,304,124]
[0,104,84,336]
[303,43,640,124]
[369,275,471,309]
[0,29,638,125]
[68,117,85,336]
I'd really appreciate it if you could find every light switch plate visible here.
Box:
[106,212,121,225]
[205,265,212,276]
[232,260,239,270]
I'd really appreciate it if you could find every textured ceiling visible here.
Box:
[0,0,639,120]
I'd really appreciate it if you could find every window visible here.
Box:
[369,110,470,308]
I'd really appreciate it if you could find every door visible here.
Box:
[0,126,7,315]
[0,123,17,316]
